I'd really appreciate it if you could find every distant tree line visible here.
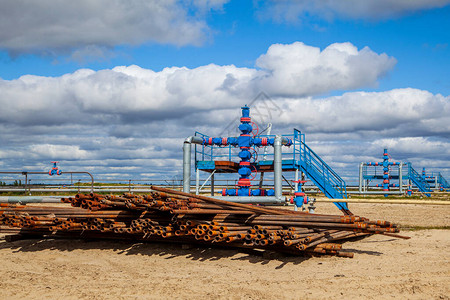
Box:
[0,180,22,186]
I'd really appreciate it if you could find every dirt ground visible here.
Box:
[0,201,449,300]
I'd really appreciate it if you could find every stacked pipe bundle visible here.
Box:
[0,186,408,258]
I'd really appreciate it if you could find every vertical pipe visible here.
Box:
[294,168,299,211]
[399,163,403,194]
[195,167,200,195]
[24,173,28,194]
[359,163,364,193]
[259,172,264,189]
[183,141,191,193]
[88,173,94,193]
[262,123,272,161]
[210,173,215,196]
[274,135,282,200]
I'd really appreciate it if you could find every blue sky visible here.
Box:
[0,0,449,184]
[1,1,449,96]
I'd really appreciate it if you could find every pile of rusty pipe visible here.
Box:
[0,188,406,258]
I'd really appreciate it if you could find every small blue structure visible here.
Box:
[422,168,450,191]
[360,150,433,197]
[292,179,308,208]
[366,149,399,197]
[48,161,62,176]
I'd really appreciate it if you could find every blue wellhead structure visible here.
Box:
[201,105,292,196]
[188,105,349,212]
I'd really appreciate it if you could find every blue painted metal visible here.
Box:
[406,184,413,196]
[421,168,450,191]
[366,149,400,197]
[48,161,62,176]
[195,128,347,201]
[193,108,347,208]
[197,105,292,197]
[363,155,437,196]
[293,130,348,211]
[293,180,308,207]
[438,173,449,190]
[406,163,432,197]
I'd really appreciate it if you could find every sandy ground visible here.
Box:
[0,202,449,300]
[314,200,450,228]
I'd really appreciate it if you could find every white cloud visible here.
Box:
[0,42,395,128]
[257,0,450,23]
[0,0,229,56]
[0,41,448,180]
[277,88,450,135]
[255,42,396,96]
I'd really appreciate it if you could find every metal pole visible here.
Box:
[274,135,282,200]
[262,123,272,161]
[399,163,403,194]
[195,167,200,195]
[359,163,364,194]
[259,172,265,189]
[183,141,191,193]
[23,172,28,195]
[0,171,94,193]
[182,136,203,194]
[210,173,215,196]
[294,168,299,211]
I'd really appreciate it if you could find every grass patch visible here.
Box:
[402,226,450,231]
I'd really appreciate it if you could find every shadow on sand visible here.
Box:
[0,234,316,269]
[0,230,385,269]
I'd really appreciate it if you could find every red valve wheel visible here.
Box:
[251,121,259,137]
[249,164,258,181]
[249,147,258,163]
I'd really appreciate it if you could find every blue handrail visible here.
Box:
[293,129,347,199]
[439,173,449,189]
[407,163,431,196]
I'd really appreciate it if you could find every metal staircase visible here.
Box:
[294,130,347,199]
[407,163,432,197]
[438,173,449,190]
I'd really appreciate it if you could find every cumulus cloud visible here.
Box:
[0,41,448,180]
[255,42,396,96]
[0,0,229,56]
[257,0,450,23]
[0,42,395,128]
[277,88,450,136]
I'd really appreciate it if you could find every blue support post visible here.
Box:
[292,179,308,209]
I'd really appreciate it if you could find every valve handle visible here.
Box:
[249,164,258,181]
[251,121,259,137]
[249,147,258,163]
